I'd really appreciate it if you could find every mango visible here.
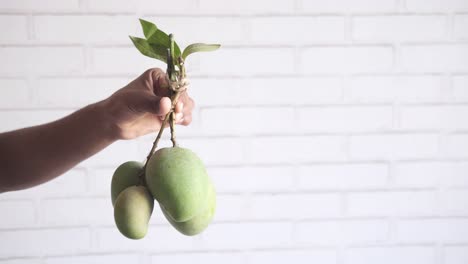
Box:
[111,161,143,206]
[145,147,210,222]
[162,182,216,236]
[114,185,154,239]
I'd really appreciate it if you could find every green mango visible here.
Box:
[111,161,143,206]
[114,185,154,239]
[162,182,216,236]
[145,147,210,222]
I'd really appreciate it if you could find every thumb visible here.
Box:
[144,96,171,116]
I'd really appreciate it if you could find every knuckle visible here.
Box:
[182,116,192,126]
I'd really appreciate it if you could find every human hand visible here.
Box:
[102,68,194,140]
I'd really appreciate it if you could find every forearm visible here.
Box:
[0,100,117,192]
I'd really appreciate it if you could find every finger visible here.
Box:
[154,69,171,97]
[181,114,192,126]
[175,113,184,124]
[175,102,183,114]
[181,94,194,111]
[187,97,195,111]
[150,96,171,116]
[140,68,163,92]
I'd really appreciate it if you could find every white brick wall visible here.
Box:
[0,0,467,263]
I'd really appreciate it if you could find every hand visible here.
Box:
[102,68,195,140]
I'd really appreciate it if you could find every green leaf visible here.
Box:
[147,30,181,57]
[129,36,167,64]
[182,43,221,60]
[139,19,158,39]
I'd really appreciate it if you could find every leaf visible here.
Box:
[139,19,158,39]
[182,43,221,60]
[147,30,182,57]
[129,36,167,64]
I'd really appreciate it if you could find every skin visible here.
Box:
[146,147,210,222]
[114,185,154,239]
[0,68,195,193]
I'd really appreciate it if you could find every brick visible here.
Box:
[37,77,127,107]
[453,15,468,39]
[406,0,468,12]
[145,17,244,46]
[395,162,468,187]
[444,246,468,264]
[400,105,468,130]
[0,228,90,257]
[349,134,439,160]
[443,134,468,158]
[247,249,337,264]
[400,44,468,72]
[140,0,197,14]
[250,77,343,104]
[0,0,79,11]
[345,246,435,264]
[346,191,437,216]
[35,16,136,44]
[297,106,393,132]
[352,16,446,42]
[46,254,140,264]
[455,15,468,40]
[201,222,292,249]
[251,17,345,44]
[453,75,468,101]
[190,77,342,107]
[249,136,346,164]
[214,194,248,221]
[0,16,28,43]
[300,0,396,13]
[348,75,442,103]
[209,166,295,193]
[91,47,160,75]
[0,79,30,108]
[441,189,468,215]
[96,225,198,252]
[188,78,245,107]
[301,46,393,74]
[41,198,112,226]
[396,218,468,242]
[295,220,389,245]
[87,0,138,12]
[89,168,114,196]
[0,259,42,264]
[249,193,341,220]
[0,47,84,76]
[198,48,295,76]
[178,138,245,166]
[298,163,388,190]
[88,0,197,13]
[201,107,295,135]
[0,200,35,228]
[0,110,72,132]
[198,0,294,14]
[152,252,244,264]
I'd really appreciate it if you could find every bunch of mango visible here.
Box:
[111,147,216,239]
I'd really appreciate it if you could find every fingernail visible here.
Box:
[175,113,183,121]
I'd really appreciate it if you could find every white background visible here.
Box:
[0,0,468,263]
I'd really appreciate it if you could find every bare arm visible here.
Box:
[0,68,194,192]
[0,102,116,191]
